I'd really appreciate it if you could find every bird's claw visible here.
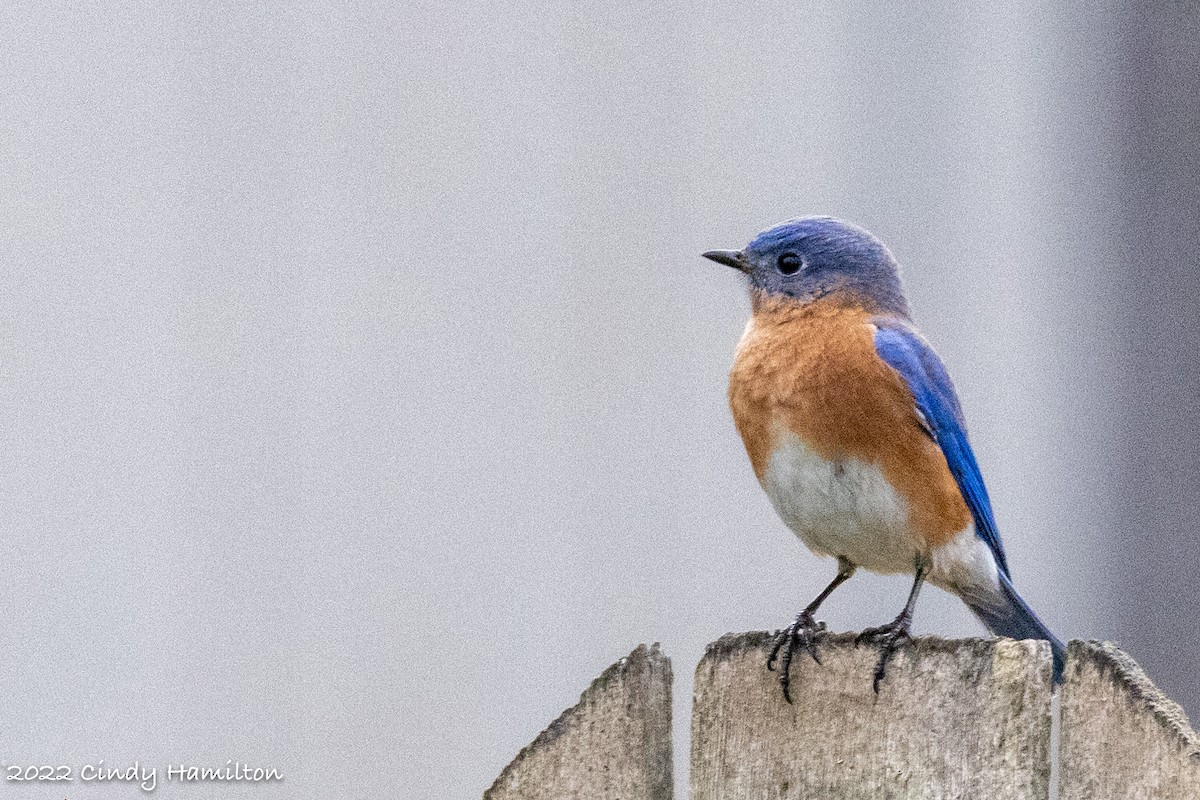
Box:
[855,619,912,693]
[767,611,827,703]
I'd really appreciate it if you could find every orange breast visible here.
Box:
[727,294,971,549]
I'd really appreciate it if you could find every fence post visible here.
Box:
[1059,640,1200,799]
[485,634,1199,798]
[484,643,673,800]
[690,631,1053,799]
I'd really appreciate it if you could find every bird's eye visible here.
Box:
[777,252,803,275]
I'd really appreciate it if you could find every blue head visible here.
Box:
[703,216,909,317]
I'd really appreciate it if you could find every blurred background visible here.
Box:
[2,2,1197,798]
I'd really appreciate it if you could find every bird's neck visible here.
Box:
[750,285,911,319]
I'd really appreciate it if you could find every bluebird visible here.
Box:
[703,216,1065,701]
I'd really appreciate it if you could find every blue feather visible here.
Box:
[872,321,1010,577]
[872,320,1065,681]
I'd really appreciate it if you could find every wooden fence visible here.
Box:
[484,634,1200,799]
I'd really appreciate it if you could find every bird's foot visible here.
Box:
[767,611,827,703]
[855,615,913,693]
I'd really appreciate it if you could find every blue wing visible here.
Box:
[872,321,1011,577]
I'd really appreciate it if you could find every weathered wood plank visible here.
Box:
[484,643,673,800]
[690,631,1052,800]
[1059,640,1200,799]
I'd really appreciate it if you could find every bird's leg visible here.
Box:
[768,557,856,703]
[856,556,926,693]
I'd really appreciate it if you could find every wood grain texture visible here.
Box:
[690,631,1052,800]
[1059,640,1200,799]
[484,643,673,800]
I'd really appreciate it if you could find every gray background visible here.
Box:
[2,2,1197,799]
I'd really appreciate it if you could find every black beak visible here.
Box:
[702,249,749,273]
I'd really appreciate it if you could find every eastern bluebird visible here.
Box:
[704,216,1065,701]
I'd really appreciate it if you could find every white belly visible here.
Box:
[763,431,1003,595]
[762,432,920,574]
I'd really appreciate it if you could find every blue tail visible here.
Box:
[965,574,1065,683]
